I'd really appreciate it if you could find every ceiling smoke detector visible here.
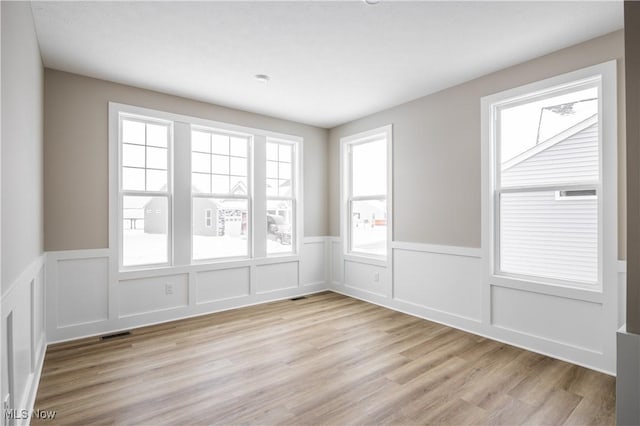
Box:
[255,74,270,83]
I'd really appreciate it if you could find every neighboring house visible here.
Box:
[143,197,170,234]
[500,114,598,283]
[352,202,387,227]
[192,198,219,237]
[142,182,248,236]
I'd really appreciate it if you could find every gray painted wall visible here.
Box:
[328,30,626,259]
[1,2,44,291]
[44,70,329,251]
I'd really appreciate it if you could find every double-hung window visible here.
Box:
[191,128,250,261]
[119,115,172,267]
[342,125,392,258]
[483,61,617,290]
[266,139,296,254]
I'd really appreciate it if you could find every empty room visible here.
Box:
[3,0,640,424]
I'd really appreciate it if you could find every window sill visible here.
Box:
[343,253,388,267]
[489,274,604,303]
[118,255,301,280]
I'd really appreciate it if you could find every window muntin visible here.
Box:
[119,115,172,267]
[494,80,601,285]
[191,130,249,196]
[191,128,250,261]
[266,140,295,255]
[346,136,388,257]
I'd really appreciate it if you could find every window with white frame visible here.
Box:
[119,115,172,267]
[266,140,295,254]
[483,61,617,289]
[111,103,302,270]
[342,125,392,258]
[191,128,250,261]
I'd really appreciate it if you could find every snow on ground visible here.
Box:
[123,230,293,265]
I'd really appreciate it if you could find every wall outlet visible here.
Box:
[165,283,174,295]
[373,272,380,282]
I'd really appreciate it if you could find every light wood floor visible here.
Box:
[33,292,615,425]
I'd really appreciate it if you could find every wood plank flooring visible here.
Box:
[33,292,615,425]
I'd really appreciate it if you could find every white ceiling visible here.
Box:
[31,1,623,129]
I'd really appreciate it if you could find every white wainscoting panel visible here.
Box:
[344,259,387,297]
[331,239,343,285]
[394,249,482,322]
[491,285,604,352]
[119,274,189,317]
[1,255,47,425]
[45,239,330,344]
[255,261,298,294]
[197,267,250,303]
[57,257,109,327]
[301,241,325,286]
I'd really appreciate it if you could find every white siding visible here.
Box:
[500,190,597,283]
[502,123,598,187]
[499,122,599,285]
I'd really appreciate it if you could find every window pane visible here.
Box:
[122,167,145,191]
[212,155,230,174]
[193,198,248,260]
[212,175,229,194]
[146,146,167,170]
[122,120,145,145]
[351,199,387,256]
[230,176,247,195]
[123,196,168,266]
[266,179,278,196]
[192,152,210,174]
[499,86,599,188]
[212,134,229,155]
[267,200,293,254]
[266,142,278,161]
[230,157,247,177]
[499,190,597,283]
[352,139,386,197]
[278,179,292,197]
[230,137,247,157]
[192,172,210,194]
[266,161,278,179]
[192,131,210,153]
[146,169,167,191]
[146,124,168,148]
[279,144,292,163]
[279,162,291,180]
[122,143,145,168]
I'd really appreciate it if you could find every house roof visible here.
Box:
[501,114,598,172]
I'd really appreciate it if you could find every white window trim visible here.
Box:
[481,60,617,301]
[340,124,393,262]
[108,102,303,273]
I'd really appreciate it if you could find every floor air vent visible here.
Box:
[101,331,131,340]
[290,296,307,301]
